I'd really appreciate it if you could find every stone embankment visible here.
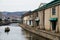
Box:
[19,24,60,40]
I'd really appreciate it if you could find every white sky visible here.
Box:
[0,0,53,12]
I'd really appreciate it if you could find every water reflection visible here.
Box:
[0,23,48,40]
[0,23,28,40]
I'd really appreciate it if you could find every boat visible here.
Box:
[5,27,10,32]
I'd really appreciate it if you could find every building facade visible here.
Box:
[22,11,33,26]
[22,0,60,32]
[32,11,40,29]
[37,0,60,32]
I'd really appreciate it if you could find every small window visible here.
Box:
[37,12,38,17]
[29,20,31,25]
[52,7,56,15]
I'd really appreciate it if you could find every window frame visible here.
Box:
[52,7,56,15]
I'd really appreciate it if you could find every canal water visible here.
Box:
[0,23,28,40]
[0,23,49,40]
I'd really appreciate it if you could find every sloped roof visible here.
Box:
[34,0,60,11]
[21,11,32,18]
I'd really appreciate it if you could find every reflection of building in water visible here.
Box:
[23,30,50,40]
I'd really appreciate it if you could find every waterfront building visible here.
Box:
[22,0,60,32]
[20,0,60,40]
[32,11,40,29]
[22,11,33,26]
[36,0,60,32]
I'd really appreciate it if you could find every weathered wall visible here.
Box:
[38,11,44,29]
[50,6,59,32]
[45,8,51,30]
[58,5,60,32]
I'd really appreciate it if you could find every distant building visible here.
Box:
[22,11,33,26]
[0,12,2,19]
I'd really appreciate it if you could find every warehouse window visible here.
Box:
[52,7,56,15]
[29,20,31,25]
[36,12,38,17]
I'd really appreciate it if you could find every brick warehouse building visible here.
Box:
[22,0,60,32]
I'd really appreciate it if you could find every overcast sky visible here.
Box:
[0,0,53,12]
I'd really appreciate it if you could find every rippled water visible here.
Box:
[0,23,28,40]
